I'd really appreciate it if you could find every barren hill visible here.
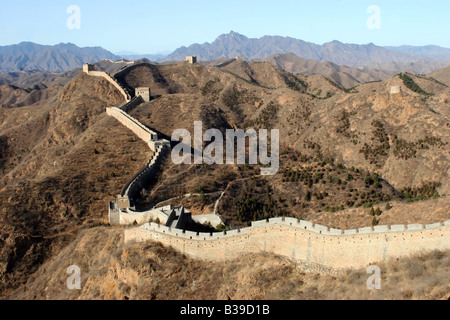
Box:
[0,74,151,294]
[0,60,448,299]
[120,62,449,193]
[260,53,394,88]
[429,66,450,86]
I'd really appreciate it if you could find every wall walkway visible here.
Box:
[85,69,131,101]
[125,217,450,271]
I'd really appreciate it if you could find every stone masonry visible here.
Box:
[83,63,131,101]
[390,86,402,94]
[135,87,151,102]
[186,56,197,64]
[126,218,450,271]
[83,62,449,272]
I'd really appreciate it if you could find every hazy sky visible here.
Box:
[0,0,449,54]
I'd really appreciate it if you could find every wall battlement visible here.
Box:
[106,106,160,144]
[83,64,131,101]
[120,96,144,113]
[125,218,450,270]
[105,97,170,222]
[128,217,450,240]
[120,144,168,198]
[390,85,402,94]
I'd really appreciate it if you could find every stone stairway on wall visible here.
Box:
[120,96,144,113]
[104,102,170,217]
[122,144,169,201]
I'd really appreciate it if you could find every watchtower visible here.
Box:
[390,86,401,94]
[186,56,197,64]
[83,63,95,74]
[135,87,151,102]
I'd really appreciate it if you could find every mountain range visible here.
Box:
[165,31,450,67]
[0,42,119,73]
[1,32,450,83]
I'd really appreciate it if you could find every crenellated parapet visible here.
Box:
[104,92,171,223]
[83,63,131,101]
[106,106,160,144]
[125,217,450,271]
[135,87,151,102]
[390,85,402,94]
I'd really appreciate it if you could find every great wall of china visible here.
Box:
[83,63,131,101]
[83,63,199,228]
[125,218,450,272]
[82,62,450,273]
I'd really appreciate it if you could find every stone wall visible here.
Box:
[84,63,173,224]
[83,66,131,101]
[106,107,159,145]
[120,96,144,113]
[390,86,402,94]
[119,205,174,226]
[125,218,450,271]
[121,144,168,201]
[106,103,170,216]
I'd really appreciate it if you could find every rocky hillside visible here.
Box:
[260,53,394,88]
[121,61,449,193]
[0,73,151,295]
[429,66,450,86]
[0,60,448,299]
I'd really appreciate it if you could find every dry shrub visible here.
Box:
[405,260,426,279]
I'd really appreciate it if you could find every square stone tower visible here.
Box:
[135,87,151,102]
[186,56,197,64]
[83,63,95,73]
[390,86,402,94]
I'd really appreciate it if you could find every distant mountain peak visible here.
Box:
[326,40,343,45]
[164,32,450,67]
[227,31,246,37]
[216,31,248,42]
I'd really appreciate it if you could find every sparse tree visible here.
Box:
[372,217,379,226]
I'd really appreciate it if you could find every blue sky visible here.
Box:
[0,0,449,54]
